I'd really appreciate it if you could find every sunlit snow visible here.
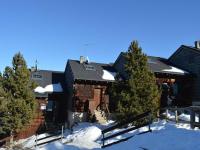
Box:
[34,86,46,94]
[10,120,200,150]
[102,70,116,81]
[44,83,63,93]
[162,66,188,74]
[34,83,63,93]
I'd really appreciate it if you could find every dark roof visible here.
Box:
[31,70,65,96]
[31,70,64,87]
[169,45,200,61]
[114,52,189,76]
[68,59,116,82]
[148,56,170,71]
[183,45,200,52]
[147,56,188,75]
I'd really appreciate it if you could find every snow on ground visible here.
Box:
[1,113,199,150]
[4,118,198,150]
[105,121,200,150]
[11,119,200,150]
[163,111,199,122]
[62,123,102,149]
[179,113,199,122]
[15,133,51,148]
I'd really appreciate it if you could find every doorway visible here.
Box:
[89,88,102,113]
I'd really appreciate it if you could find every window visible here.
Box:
[147,58,157,64]
[46,101,54,111]
[83,64,96,71]
[40,104,46,110]
[32,73,43,80]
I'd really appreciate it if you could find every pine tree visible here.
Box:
[0,73,10,136]
[112,41,160,123]
[0,52,37,136]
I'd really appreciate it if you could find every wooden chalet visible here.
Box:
[114,52,192,107]
[168,42,200,105]
[31,70,67,126]
[64,57,117,127]
[30,41,200,128]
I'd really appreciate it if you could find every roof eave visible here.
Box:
[74,78,115,83]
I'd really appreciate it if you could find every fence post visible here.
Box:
[102,132,104,147]
[175,110,178,123]
[35,134,38,148]
[148,112,151,132]
[9,130,13,149]
[166,109,169,121]
[61,125,64,142]
[190,110,195,129]
[157,110,160,122]
[198,113,200,124]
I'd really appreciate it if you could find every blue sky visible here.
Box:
[0,0,200,72]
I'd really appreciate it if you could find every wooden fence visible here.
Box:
[0,114,45,147]
[35,126,64,147]
[158,106,200,128]
[101,111,152,148]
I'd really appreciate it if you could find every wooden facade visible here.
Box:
[73,81,109,114]
[31,44,200,128]
[156,76,193,106]
[64,60,113,127]
[14,98,46,140]
[169,45,200,105]
[31,70,66,129]
[113,52,192,107]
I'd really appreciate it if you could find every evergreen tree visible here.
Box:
[0,53,36,136]
[0,73,10,136]
[111,41,160,123]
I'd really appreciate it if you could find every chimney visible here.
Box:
[195,41,200,49]
[80,56,86,64]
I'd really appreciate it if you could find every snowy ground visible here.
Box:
[2,118,199,150]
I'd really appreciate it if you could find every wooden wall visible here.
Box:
[64,62,75,111]
[48,93,67,123]
[73,82,109,113]
[15,98,46,140]
[169,46,200,105]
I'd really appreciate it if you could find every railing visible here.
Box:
[0,115,45,147]
[35,125,64,147]
[101,111,152,148]
[158,106,200,129]
[105,103,110,116]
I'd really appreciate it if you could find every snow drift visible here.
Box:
[10,120,200,150]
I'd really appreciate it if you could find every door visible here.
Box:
[89,88,102,112]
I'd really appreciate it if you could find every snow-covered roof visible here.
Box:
[68,60,117,82]
[44,83,63,93]
[34,83,63,94]
[162,66,188,74]
[102,70,117,81]
[34,86,46,94]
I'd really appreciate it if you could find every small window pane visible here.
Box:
[32,73,43,80]
[46,101,53,111]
